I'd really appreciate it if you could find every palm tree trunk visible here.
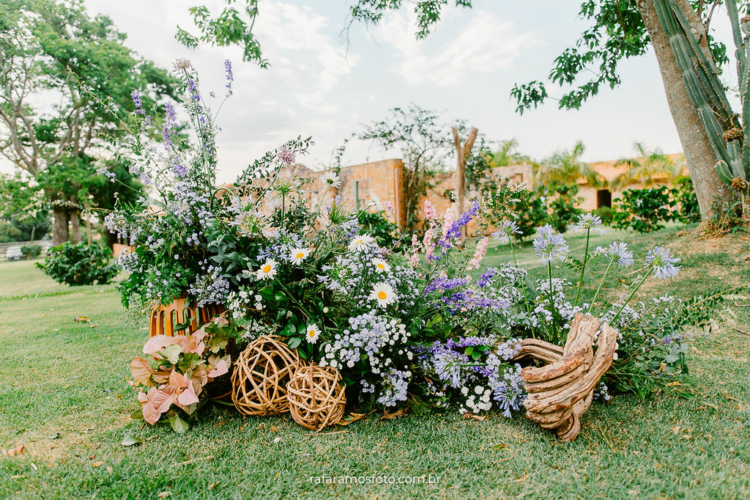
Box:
[638,0,732,217]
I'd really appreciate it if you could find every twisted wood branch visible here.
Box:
[513,313,617,442]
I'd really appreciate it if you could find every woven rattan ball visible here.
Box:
[286,364,346,431]
[231,335,300,416]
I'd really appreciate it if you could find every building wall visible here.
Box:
[271,154,681,231]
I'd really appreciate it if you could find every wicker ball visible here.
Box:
[231,335,300,416]
[286,364,346,431]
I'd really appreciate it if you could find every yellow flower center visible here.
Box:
[296,253,304,259]
[263,264,272,273]
[308,330,315,337]
[377,263,385,269]
[378,291,387,300]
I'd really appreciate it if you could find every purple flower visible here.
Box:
[533,225,568,263]
[131,90,143,114]
[173,163,187,177]
[571,213,605,235]
[424,276,470,295]
[647,246,680,279]
[277,146,296,165]
[162,103,176,150]
[436,200,480,250]
[477,268,496,288]
[224,59,234,95]
[187,78,200,101]
[596,241,634,267]
[492,220,522,244]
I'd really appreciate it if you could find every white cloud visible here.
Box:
[376,10,540,87]
[254,2,357,112]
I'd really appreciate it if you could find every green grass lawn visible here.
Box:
[1,227,749,499]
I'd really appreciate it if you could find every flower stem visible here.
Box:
[548,261,558,341]
[610,267,653,324]
[588,256,615,313]
[510,238,535,338]
[573,228,590,308]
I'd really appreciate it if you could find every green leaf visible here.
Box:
[161,344,182,365]
[130,410,144,420]
[288,337,302,349]
[274,292,288,302]
[169,415,190,433]
[465,346,474,356]
[472,351,482,361]
[121,435,143,447]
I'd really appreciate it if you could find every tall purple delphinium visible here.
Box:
[224,59,234,95]
[131,90,144,115]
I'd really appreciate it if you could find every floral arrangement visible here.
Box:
[103,61,722,430]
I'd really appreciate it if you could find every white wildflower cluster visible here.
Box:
[320,311,412,406]
[240,319,275,343]
[226,287,264,320]
[460,384,494,414]
[530,278,583,327]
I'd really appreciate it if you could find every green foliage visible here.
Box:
[612,143,685,190]
[510,1,729,114]
[0,0,177,239]
[612,186,677,233]
[593,205,614,225]
[674,177,701,223]
[355,104,453,231]
[483,181,548,240]
[37,243,118,286]
[536,141,603,188]
[546,184,583,233]
[176,0,268,67]
[356,210,404,251]
[20,244,42,258]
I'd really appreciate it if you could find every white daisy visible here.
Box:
[289,247,310,265]
[348,234,376,252]
[305,324,320,344]
[372,258,390,273]
[369,282,396,308]
[256,259,278,280]
[321,171,341,189]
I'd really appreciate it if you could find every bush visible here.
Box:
[547,184,582,233]
[593,206,614,225]
[357,210,405,251]
[613,186,677,233]
[674,177,701,223]
[20,243,42,258]
[37,242,118,286]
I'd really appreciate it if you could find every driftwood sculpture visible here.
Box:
[513,313,617,442]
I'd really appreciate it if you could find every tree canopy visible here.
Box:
[0,0,179,243]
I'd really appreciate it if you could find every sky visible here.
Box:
[10,0,739,184]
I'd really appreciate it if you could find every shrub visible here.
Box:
[37,242,118,286]
[674,177,701,223]
[613,186,677,233]
[356,209,404,251]
[593,206,614,225]
[547,184,582,233]
[20,243,42,258]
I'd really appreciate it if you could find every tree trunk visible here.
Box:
[69,208,81,244]
[52,207,69,246]
[452,126,478,239]
[638,0,732,217]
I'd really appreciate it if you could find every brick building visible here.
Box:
[277,154,682,231]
